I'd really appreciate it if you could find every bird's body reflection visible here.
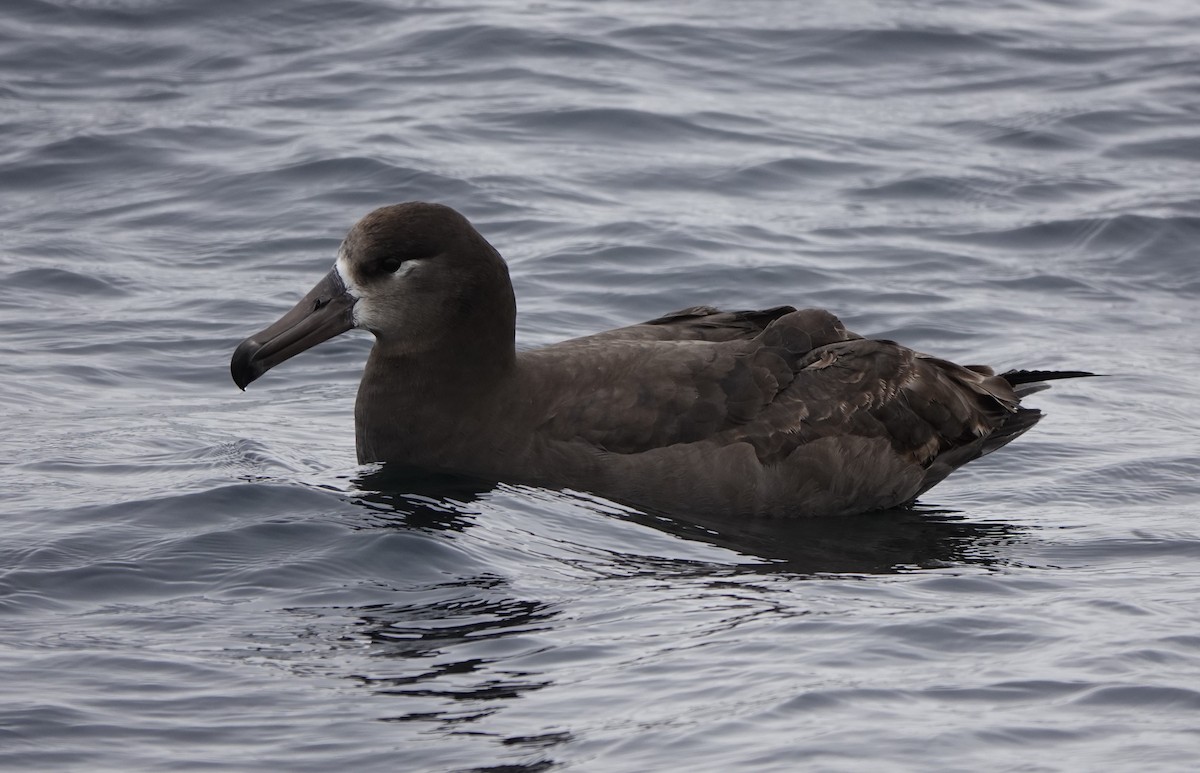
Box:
[327,466,1020,758]
[350,466,1017,575]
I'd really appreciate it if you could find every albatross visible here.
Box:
[231,202,1090,517]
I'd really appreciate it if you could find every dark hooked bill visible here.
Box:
[231,268,355,390]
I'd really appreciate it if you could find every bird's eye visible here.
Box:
[380,256,404,273]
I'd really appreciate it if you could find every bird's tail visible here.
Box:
[911,368,1095,499]
[1001,369,1097,397]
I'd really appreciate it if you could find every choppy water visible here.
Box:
[3,0,1199,770]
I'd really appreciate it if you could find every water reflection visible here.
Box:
[350,465,1020,575]
[346,591,558,723]
[348,466,497,531]
[328,468,1020,767]
[621,505,1019,575]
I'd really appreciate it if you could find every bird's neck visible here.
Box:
[353,319,518,467]
[362,332,517,396]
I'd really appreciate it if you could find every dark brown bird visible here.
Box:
[231,202,1091,517]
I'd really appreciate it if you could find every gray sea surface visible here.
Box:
[3,0,1199,770]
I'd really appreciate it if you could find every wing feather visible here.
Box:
[523,305,1057,504]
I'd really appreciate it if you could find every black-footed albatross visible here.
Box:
[231,202,1091,518]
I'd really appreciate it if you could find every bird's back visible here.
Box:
[502,306,1059,517]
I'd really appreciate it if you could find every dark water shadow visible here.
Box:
[327,467,572,759]
[315,467,1020,768]
[348,466,1021,576]
[345,465,499,531]
[333,589,568,759]
[621,505,1019,575]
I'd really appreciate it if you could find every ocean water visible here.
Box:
[2,0,1199,770]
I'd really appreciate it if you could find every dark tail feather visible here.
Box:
[1001,369,1096,385]
[914,370,1093,502]
[1001,369,1097,397]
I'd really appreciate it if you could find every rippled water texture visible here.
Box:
[2,0,1199,770]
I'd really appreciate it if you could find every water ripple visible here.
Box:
[2,0,1199,770]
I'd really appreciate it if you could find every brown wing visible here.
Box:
[526,307,1031,498]
[524,308,861,452]
[550,305,798,345]
[731,337,1025,458]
